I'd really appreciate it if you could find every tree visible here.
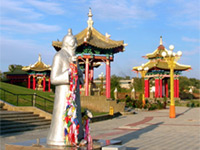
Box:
[8,64,23,72]
[111,75,121,91]
[0,70,2,81]
[132,77,142,92]
[110,75,121,99]
[190,78,200,89]
[179,76,191,91]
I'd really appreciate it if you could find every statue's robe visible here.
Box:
[47,49,84,146]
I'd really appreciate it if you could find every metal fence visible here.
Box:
[0,88,54,113]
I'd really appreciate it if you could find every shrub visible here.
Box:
[148,103,157,110]
[156,100,164,109]
[180,91,194,100]
[135,100,143,109]
[186,101,200,107]
[139,93,142,101]
[163,96,167,108]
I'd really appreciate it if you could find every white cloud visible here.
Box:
[0,0,43,19]
[182,37,200,43]
[0,18,61,33]
[182,46,200,56]
[144,0,163,6]
[90,0,156,21]
[169,0,200,30]
[26,0,65,15]
[0,0,65,19]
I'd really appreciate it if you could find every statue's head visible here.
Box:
[62,29,77,51]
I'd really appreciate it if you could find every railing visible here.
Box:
[0,88,54,113]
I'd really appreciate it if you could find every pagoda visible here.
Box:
[133,36,191,99]
[52,8,126,98]
[22,54,51,92]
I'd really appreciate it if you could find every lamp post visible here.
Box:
[138,65,149,107]
[99,72,104,95]
[162,45,182,118]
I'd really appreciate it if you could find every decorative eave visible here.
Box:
[52,8,126,53]
[133,60,192,72]
[22,54,51,72]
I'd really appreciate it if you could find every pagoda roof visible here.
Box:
[52,8,125,53]
[53,28,124,50]
[144,36,168,59]
[22,54,51,72]
[133,60,191,72]
[134,36,192,72]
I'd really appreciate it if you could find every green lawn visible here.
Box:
[0,82,55,100]
[0,82,54,112]
[0,82,107,116]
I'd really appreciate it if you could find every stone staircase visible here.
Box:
[0,110,51,135]
[0,103,7,111]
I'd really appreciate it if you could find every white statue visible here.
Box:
[47,29,84,146]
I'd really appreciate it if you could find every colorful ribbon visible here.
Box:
[64,63,79,146]
[64,63,92,147]
[82,110,93,146]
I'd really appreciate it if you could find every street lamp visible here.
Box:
[162,45,182,118]
[138,65,149,107]
[98,72,104,95]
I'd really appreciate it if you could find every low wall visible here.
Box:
[0,95,125,118]
[0,100,52,119]
[81,96,125,113]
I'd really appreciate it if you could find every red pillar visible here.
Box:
[155,78,159,98]
[160,78,162,98]
[165,79,168,98]
[33,76,36,90]
[174,78,177,98]
[28,75,30,89]
[176,78,179,98]
[90,67,94,82]
[85,58,89,96]
[145,79,148,98]
[147,79,150,98]
[106,59,111,99]
[48,78,51,92]
[43,76,46,91]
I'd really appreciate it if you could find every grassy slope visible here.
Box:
[0,82,54,100]
[0,82,107,116]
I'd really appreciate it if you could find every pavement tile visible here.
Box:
[1,107,200,150]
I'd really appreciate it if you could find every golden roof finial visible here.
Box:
[87,7,94,28]
[160,36,163,45]
[38,54,42,62]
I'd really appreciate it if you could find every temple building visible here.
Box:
[52,8,126,98]
[6,65,28,85]
[22,54,51,92]
[132,36,191,99]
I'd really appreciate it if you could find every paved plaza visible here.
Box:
[1,106,200,150]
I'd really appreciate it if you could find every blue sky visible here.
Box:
[0,0,199,79]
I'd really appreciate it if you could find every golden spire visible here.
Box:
[38,54,42,62]
[87,8,94,29]
[160,36,163,45]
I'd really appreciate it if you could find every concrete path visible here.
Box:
[1,107,200,150]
